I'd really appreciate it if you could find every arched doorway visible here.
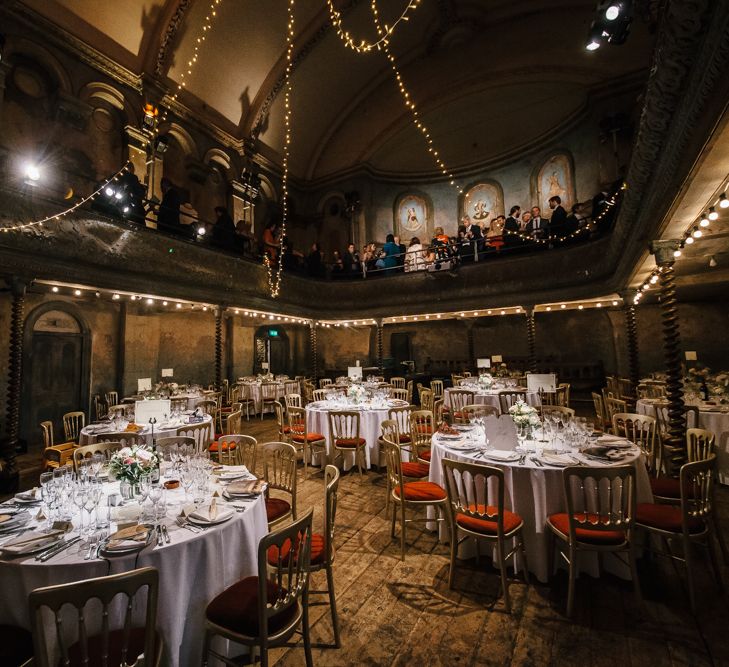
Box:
[254,326,289,376]
[21,302,91,449]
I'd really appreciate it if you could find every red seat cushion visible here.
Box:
[649,476,682,499]
[414,425,433,435]
[456,504,523,535]
[397,434,411,443]
[636,503,705,533]
[291,432,325,442]
[67,627,158,666]
[452,411,465,419]
[281,425,291,434]
[419,449,432,462]
[393,481,446,502]
[265,497,291,523]
[267,533,326,567]
[209,440,237,452]
[0,624,33,665]
[547,513,626,545]
[206,575,298,637]
[214,433,224,440]
[401,461,430,478]
[335,437,366,448]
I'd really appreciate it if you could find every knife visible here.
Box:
[38,536,81,562]
[161,525,171,544]
[155,525,163,547]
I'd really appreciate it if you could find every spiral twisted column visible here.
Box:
[525,309,537,373]
[309,321,318,381]
[464,318,475,373]
[1,278,27,492]
[625,301,640,404]
[214,307,223,390]
[651,241,685,474]
[376,319,384,374]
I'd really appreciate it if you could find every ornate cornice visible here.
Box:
[154,0,194,78]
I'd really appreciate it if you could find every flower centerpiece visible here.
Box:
[108,445,159,493]
[478,373,494,390]
[508,399,540,436]
[257,373,274,382]
[347,383,368,405]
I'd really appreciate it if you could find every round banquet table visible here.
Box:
[0,479,268,667]
[637,398,729,484]
[443,387,540,411]
[427,431,653,583]
[306,399,407,470]
[238,381,285,415]
[124,394,205,412]
[79,415,214,448]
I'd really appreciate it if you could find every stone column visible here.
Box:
[116,301,127,398]
[1,278,27,493]
[464,319,475,373]
[525,308,537,373]
[650,240,684,474]
[225,314,234,385]
[622,292,640,403]
[376,319,384,374]
[214,307,224,390]
[309,321,318,380]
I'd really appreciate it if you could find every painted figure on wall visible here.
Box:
[461,182,504,228]
[396,195,428,234]
[537,154,575,215]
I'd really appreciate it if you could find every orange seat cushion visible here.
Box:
[414,425,433,435]
[335,437,366,448]
[209,440,237,452]
[456,504,523,535]
[636,503,704,533]
[649,476,681,499]
[452,411,465,419]
[291,432,325,442]
[419,449,432,462]
[282,425,291,434]
[401,461,430,478]
[267,533,326,567]
[265,497,292,523]
[547,512,626,545]
[206,576,297,637]
[393,481,446,502]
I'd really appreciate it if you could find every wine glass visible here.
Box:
[73,486,88,534]
[148,485,163,527]
[138,474,152,507]
[181,466,194,501]
[90,453,104,479]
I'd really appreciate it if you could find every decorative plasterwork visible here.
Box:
[154,0,194,78]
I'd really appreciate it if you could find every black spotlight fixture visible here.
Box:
[585,1,633,51]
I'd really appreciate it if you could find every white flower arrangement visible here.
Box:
[478,373,494,389]
[347,384,368,404]
[108,445,158,485]
[508,399,540,427]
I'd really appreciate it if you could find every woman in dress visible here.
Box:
[404,236,426,272]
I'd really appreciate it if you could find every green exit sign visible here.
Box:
[269,329,279,337]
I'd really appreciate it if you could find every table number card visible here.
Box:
[161,368,174,377]
[526,373,557,393]
[137,377,152,392]
[348,366,363,380]
[492,355,503,363]
[477,358,491,369]
[685,351,698,361]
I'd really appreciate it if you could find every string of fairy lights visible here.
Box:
[326,0,421,53]
[263,0,295,299]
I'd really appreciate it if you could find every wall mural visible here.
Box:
[394,193,431,239]
[460,182,504,227]
[536,153,575,214]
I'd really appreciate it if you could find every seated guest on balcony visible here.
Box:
[118,164,146,224]
[306,242,325,278]
[527,206,547,239]
[157,177,184,236]
[375,234,400,274]
[343,243,361,276]
[262,221,279,264]
[363,243,378,273]
[404,236,426,272]
[461,214,481,260]
[486,215,505,251]
[212,206,236,248]
[503,206,521,248]
[431,227,452,261]
[548,196,568,236]
[456,226,471,261]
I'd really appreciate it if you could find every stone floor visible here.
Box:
[13,416,729,666]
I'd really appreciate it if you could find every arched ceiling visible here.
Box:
[21,0,656,181]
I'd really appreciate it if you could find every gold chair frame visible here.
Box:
[262,441,298,529]
[328,411,366,478]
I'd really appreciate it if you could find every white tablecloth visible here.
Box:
[306,401,401,470]
[0,480,268,667]
[637,398,729,484]
[124,394,205,412]
[79,415,214,448]
[443,387,539,412]
[427,432,652,582]
[239,382,284,415]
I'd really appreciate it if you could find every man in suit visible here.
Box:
[548,196,568,238]
[527,206,547,239]
[503,205,521,248]
[462,214,482,259]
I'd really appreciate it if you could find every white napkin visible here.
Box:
[218,466,254,481]
[540,452,579,467]
[15,488,39,501]
[105,526,150,551]
[597,435,633,448]
[1,530,63,554]
[189,503,233,524]
[481,449,520,462]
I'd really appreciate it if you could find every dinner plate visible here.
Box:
[481,450,521,462]
[437,433,463,440]
[0,512,31,532]
[187,510,234,526]
[0,532,65,557]
[14,492,41,505]
[100,525,155,556]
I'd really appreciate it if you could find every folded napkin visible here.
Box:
[106,525,150,551]
[189,501,233,524]
[15,488,39,501]
[481,449,520,462]
[1,530,64,554]
[227,480,266,496]
[583,446,626,461]
[596,435,633,449]
[540,452,579,467]
[218,465,254,481]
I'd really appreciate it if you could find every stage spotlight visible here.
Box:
[708,206,719,221]
[605,3,622,20]
[24,163,41,182]
[719,193,729,209]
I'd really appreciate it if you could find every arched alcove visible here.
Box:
[253,326,290,376]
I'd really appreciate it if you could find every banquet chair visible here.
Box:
[637,383,666,399]
[284,380,301,397]
[542,385,569,408]
[430,379,444,399]
[434,398,448,424]
[97,432,145,448]
[285,393,303,412]
[410,410,435,464]
[604,396,627,426]
[406,380,414,405]
[319,378,332,389]
[372,376,385,383]
[389,387,408,401]
[462,404,500,421]
[419,388,434,412]
[29,566,162,667]
[260,382,280,420]
[381,420,430,513]
[383,439,447,560]
[287,406,326,477]
[233,435,258,474]
[195,399,218,417]
[441,459,529,613]
[497,391,527,415]
[203,509,314,667]
[328,411,367,478]
[391,376,406,390]
[63,411,86,443]
[72,441,123,472]
[267,465,342,647]
[654,403,699,441]
[262,441,298,528]
[541,406,575,422]
[170,397,188,412]
[219,408,242,438]
[275,401,291,443]
[107,404,133,419]
[210,434,251,466]
[591,392,611,432]
[104,391,119,410]
[612,413,657,469]
[448,390,476,424]
[157,435,196,459]
[376,406,413,470]
[558,382,571,408]
[462,371,472,378]
[618,377,634,402]
[41,421,77,471]
[238,383,256,420]
[92,394,105,421]
[303,381,315,404]
[635,455,723,612]
[546,465,641,617]
[312,389,328,402]
[176,422,212,453]
[451,374,464,387]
